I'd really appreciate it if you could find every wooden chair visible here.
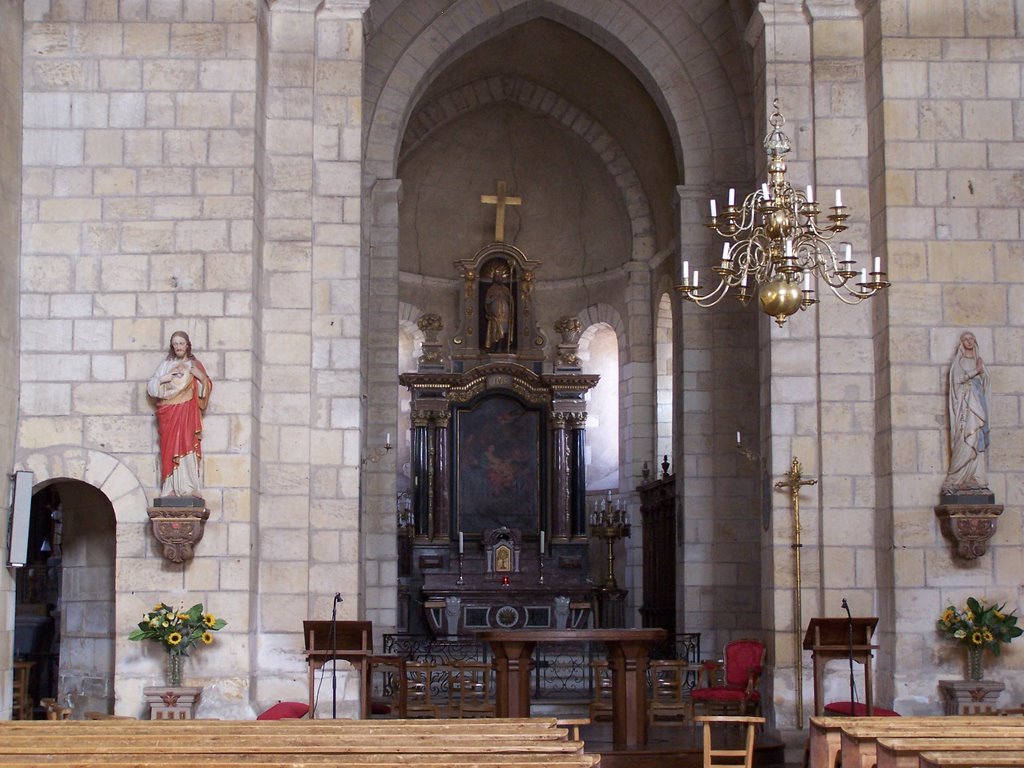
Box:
[404,661,442,718]
[589,660,613,721]
[448,661,495,718]
[40,697,72,720]
[12,660,34,720]
[648,659,690,724]
[696,715,765,768]
[691,639,765,718]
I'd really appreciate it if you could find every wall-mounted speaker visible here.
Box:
[6,470,34,567]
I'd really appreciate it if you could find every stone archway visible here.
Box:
[18,447,149,714]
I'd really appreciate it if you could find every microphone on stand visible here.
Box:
[331,592,342,719]
[842,598,856,710]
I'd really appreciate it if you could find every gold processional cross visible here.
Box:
[480,181,521,242]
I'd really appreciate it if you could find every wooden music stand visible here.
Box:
[304,620,405,719]
[803,617,879,716]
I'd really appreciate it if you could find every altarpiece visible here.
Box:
[399,198,598,637]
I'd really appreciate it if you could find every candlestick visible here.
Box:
[458,531,463,554]
[539,530,545,554]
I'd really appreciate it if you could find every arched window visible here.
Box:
[579,322,619,491]
[655,292,673,461]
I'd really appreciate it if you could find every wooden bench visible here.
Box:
[839,722,1024,768]
[874,737,1024,768]
[0,719,596,768]
[810,715,1024,768]
[917,751,1024,767]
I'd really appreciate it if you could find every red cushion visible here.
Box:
[257,701,310,720]
[691,688,760,703]
[823,701,899,717]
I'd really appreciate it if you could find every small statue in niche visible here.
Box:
[942,331,992,500]
[483,260,514,351]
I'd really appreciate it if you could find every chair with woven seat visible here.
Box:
[690,639,765,718]
[696,715,765,768]
[404,661,442,718]
[448,661,495,718]
[589,660,613,721]
[648,659,690,724]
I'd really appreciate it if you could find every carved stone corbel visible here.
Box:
[934,503,1003,560]
[147,503,210,563]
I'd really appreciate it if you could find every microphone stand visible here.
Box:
[843,598,855,710]
[331,594,340,719]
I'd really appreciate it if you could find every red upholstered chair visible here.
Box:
[822,701,899,717]
[690,639,765,718]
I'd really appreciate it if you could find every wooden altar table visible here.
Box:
[478,628,667,748]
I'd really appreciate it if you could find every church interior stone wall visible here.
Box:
[0,2,1020,754]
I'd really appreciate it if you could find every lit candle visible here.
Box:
[806,185,814,203]
[540,530,545,554]
[835,189,843,207]
[710,199,717,217]
[874,256,881,273]
[458,531,463,554]
[728,188,735,206]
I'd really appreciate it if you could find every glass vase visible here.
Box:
[966,645,984,681]
[166,653,183,687]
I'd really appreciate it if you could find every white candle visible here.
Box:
[785,239,793,259]
[710,199,717,217]
[874,256,881,273]
[835,189,843,207]
[692,269,699,289]
[540,530,545,554]
[761,182,770,199]
[844,242,852,262]
[736,431,741,445]
[386,432,390,446]
[682,260,689,283]
[861,267,867,285]
[720,242,731,267]
[803,271,811,291]
[458,531,463,554]
[806,185,814,203]
[728,188,735,206]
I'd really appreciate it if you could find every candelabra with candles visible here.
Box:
[362,433,393,465]
[676,100,890,326]
[589,493,631,590]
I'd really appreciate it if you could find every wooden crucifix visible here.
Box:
[775,456,817,729]
[481,181,522,242]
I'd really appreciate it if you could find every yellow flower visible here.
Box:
[178,613,189,621]
[965,610,975,623]
[168,632,183,646]
[149,618,160,628]
[983,629,994,642]
[971,631,983,646]
[201,632,214,645]
[995,609,1005,620]
[941,609,955,624]
[203,613,216,627]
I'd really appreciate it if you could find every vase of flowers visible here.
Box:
[129,602,227,687]
[936,597,1022,681]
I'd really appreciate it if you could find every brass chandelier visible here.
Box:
[676,100,890,326]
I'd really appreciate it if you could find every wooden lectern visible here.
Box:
[303,620,405,719]
[803,617,879,716]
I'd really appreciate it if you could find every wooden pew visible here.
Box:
[810,716,1024,768]
[918,751,1024,767]
[874,737,1024,768]
[839,721,1024,768]
[0,719,597,768]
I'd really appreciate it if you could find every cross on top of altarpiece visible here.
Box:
[480,181,522,242]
